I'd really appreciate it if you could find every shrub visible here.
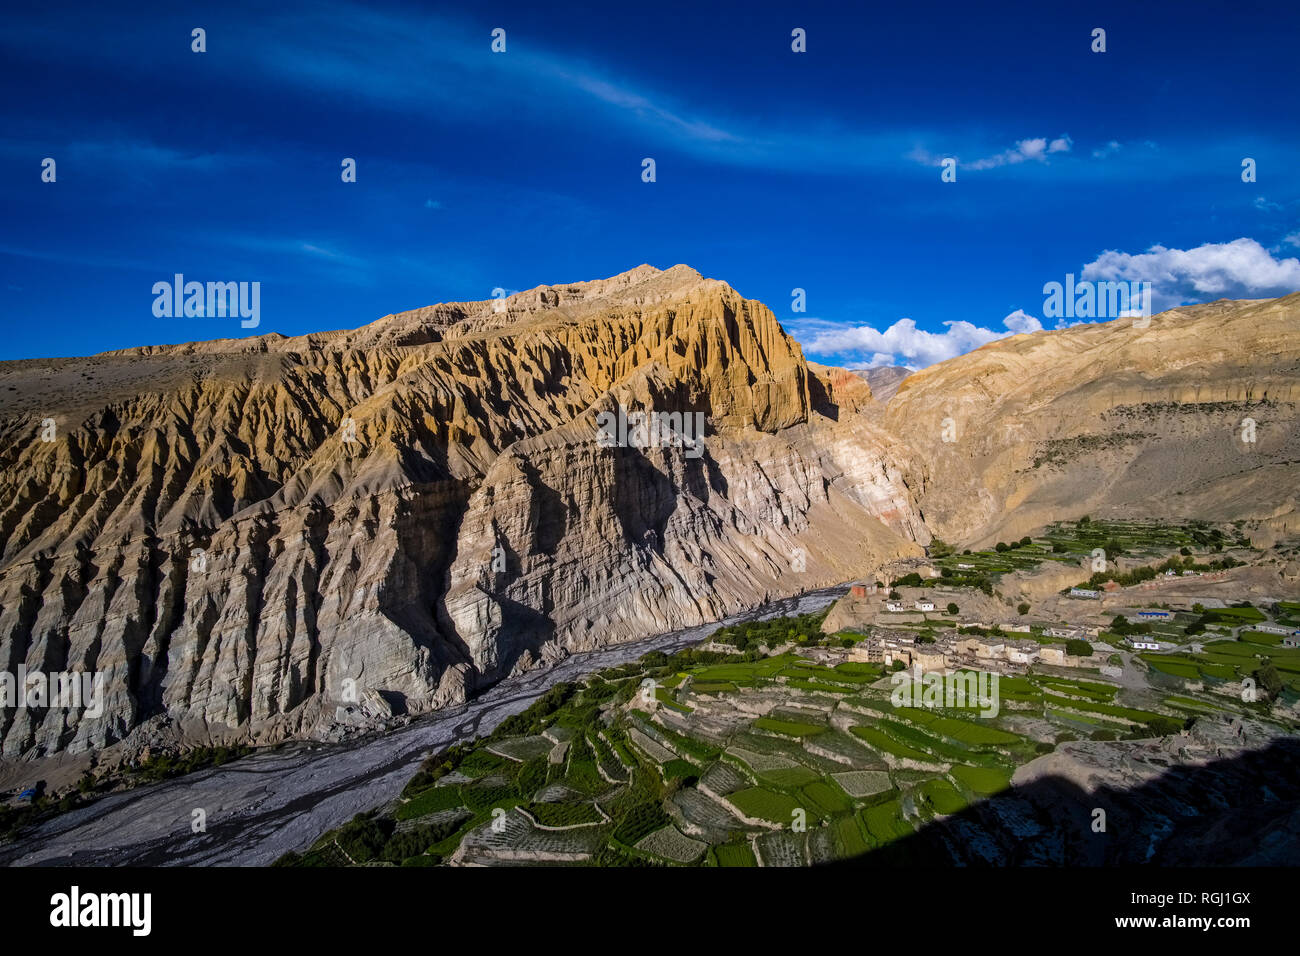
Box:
[1254,663,1283,699]
[1017,603,1030,615]
[1144,717,1186,737]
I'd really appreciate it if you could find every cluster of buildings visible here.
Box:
[884,599,936,613]
[845,628,1094,675]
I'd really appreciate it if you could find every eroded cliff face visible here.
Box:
[8,270,1294,761]
[0,265,925,758]
[880,294,1300,547]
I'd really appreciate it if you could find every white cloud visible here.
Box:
[1001,309,1044,334]
[793,309,1042,369]
[965,134,1072,170]
[908,134,1072,172]
[1080,238,1300,311]
[795,237,1300,371]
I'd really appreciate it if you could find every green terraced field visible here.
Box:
[754,716,827,737]
[918,778,968,814]
[802,779,853,815]
[727,787,804,824]
[895,708,1022,745]
[850,725,937,762]
[396,784,468,820]
[1042,693,1166,723]
[711,842,758,867]
[950,763,1013,795]
[860,798,914,845]
[758,766,821,788]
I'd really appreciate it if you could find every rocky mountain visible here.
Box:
[851,366,911,404]
[0,265,925,760]
[2,268,1296,764]
[878,294,1300,547]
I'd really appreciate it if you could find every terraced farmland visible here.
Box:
[278,596,1275,868]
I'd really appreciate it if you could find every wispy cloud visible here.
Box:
[910,134,1072,171]
[219,235,368,270]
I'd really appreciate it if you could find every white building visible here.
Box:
[1252,624,1291,636]
[915,600,936,612]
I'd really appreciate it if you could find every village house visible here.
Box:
[1045,626,1082,639]
[955,637,1005,659]
[1069,587,1101,600]
[912,646,949,673]
[1004,639,1040,665]
[1039,646,1069,666]
[915,600,936,612]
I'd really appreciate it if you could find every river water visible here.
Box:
[0,587,845,867]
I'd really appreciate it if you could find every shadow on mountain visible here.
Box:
[807,372,839,422]
[826,735,1300,866]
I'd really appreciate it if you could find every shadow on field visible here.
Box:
[827,736,1300,866]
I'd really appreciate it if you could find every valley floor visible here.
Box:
[0,591,843,866]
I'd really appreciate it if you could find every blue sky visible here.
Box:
[2,0,1298,366]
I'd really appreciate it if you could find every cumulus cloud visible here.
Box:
[1080,238,1300,311]
[792,237,1300,371]
[793,309,1043,369]
[1001,309,1044,334]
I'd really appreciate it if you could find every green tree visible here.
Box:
[1017,602,1030,615]
[1065,638,1093,657]
[946,602,959,615]
[1254,663,1283,699]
